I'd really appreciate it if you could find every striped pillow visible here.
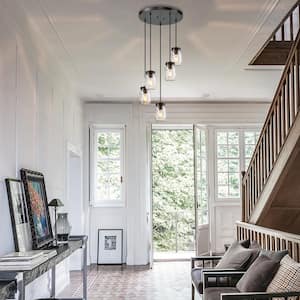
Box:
[267,255,300,293]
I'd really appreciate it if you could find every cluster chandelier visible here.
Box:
[138,6,183,120]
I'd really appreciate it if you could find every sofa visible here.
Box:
[191,240,300,300]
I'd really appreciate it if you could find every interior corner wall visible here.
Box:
[84,101,269,266]
[0,1,83,298]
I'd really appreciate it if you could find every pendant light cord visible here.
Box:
[144,20,146,74]
[160,22,162,103]
[150,12,152,70]
[169,12,171,60]
[175,20,177,47]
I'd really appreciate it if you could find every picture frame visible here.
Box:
[97,229,123,264]
[5,179,32,252]
[20,169,53,249]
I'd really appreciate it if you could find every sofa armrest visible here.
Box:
[191,255,223,268]
[203,271,245,289]
[221,291,300,300]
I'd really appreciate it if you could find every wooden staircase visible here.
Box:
[241,6,300,234]
[251,1,300,65]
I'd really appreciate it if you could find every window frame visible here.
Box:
[214,127,260,202]
[90,124,126,207]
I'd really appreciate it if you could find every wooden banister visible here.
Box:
[237,221,300,262]
[242,28,300,222]
[250,1,300,65]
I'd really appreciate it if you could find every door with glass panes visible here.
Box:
[193,125,209,255]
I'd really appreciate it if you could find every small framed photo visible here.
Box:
[97,229,123,264]
[5,179,32,252]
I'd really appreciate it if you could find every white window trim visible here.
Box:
[90,124,126,207]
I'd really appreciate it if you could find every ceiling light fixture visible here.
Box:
[165,12,176,81]
[139,21,151,104]
[171,21,182,65]
[145,13,157,90]
[138,6,183,119]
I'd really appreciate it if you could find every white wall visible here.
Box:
[0,1,82,298]
[84,101,269,265]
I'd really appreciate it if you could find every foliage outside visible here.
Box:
[152,129,195,252]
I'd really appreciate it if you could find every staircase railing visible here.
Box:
[237,221,300,262]
[250,1,300,65]
[271,1,300,42]
[242,30,300,222]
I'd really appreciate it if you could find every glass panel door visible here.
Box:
[193,125,209,255]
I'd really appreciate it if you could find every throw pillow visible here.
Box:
[267,255,300,293]
[260,249,289,263]
[236,255,279,292]
[216,241,259,270]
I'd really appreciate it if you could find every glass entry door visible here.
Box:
[193,125,210,255]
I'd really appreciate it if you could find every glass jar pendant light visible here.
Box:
[165,61,176,81]
[139,18,151,104]
[138,6,183,117]
[156,102,166,120]
[156,24,166,121]
[140,86,151,104]
[165,12,176,81]
[171,22,182,65]
[145,70,156,90]
[171,47,182,65]
[145,12,156,90]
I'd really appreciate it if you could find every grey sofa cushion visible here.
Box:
[216,241,260,270]
[236,255,279,292]
[260,249,289,262]
[204,287,239,300]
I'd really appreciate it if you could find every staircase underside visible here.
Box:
[249,112,300,234]
[250,41,293,65]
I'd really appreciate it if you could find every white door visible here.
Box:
[193,125,210,255]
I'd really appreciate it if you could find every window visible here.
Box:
[91,125,125,207]
[244,131,260,170]
[216,131,240,199]
[215,129,261,200]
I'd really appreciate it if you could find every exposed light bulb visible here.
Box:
[139,86,151,104]
[155,103,166,120]
[145,70,157,89]
[171,47,182,65]
[165,62,176,81]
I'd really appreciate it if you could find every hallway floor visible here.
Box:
[59,261,200,300]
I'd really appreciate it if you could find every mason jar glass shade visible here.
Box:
[165,61,176,80]
[155,102,166,120]
[171,47,182,65]
[145,70,157,89]
[140,86,151,104]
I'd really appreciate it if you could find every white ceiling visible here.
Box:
[21,0,296,102]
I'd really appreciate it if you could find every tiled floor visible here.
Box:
[59,261,200,300]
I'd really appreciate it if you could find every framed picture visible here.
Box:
[97,229,123,264]
[5,179,32,252]
[20,169,53,249]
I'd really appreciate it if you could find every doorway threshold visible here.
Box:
[154,251,195,262]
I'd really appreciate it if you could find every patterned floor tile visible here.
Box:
[59,261,201,299]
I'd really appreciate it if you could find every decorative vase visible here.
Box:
[56,213,71,243]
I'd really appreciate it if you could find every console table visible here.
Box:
[0,235,88,300]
